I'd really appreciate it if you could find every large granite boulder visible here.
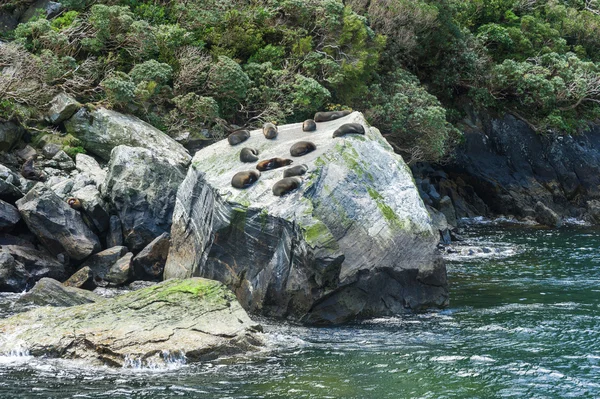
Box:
[15,184,101,261]
[0,199,20,231]
[0,121,24,152]
[75,153,106,186]
[64,107,191,167]
[101,146,186,252]
[164,112,448,325]
[0,245,67,292]
[0,278,263,367]
[47,93,81,125]
[79,246,128,283]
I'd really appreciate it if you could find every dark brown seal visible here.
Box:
[283,164,308,178]
[256,158,293,171]
[290,141,316,157]
[67,197,82,210]
[20,155,46,181]
[272,177,302,197]
[240,147,259,163]
[314,110,351,122]
[332,123,365,138]
[263,122,278,139]
[227,129,250,146]
[231,170,260,189]
[302,119,317,132]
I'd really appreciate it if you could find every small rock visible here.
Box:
[0,199,20,231]
[51,150,76,171]
[534,201,562,227]
[47,93,81,125]
[80,246,128,282]
[63,266,95,290]
[0,252,28,292]
[13,277,100,313]
[75,153,106,187]
[438,196,457,226]
[105,252,133,286]
[42,143,62,158]
[132,232,170,280]
[16,145,37,161]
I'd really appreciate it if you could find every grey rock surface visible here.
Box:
[164,112,448,325]
[535,201,562,227]
[0,199,20,230]
[0,121,23,152]
[106,215,123,247]
[75,153,106,186]
[0,245,66,291]
[71,185,110,233]
[63,266,95,290]
[0,251,28,292]
[13,277,100,312]
[105,252,133,286]
[65,107,191,167]
[101,146,186,252]
[15,184,101,261]
[132,232,170,280]
[47,93,81,125]
[0,278,263,367]
[80,246,128,282]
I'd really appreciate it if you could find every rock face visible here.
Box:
[15,184,101,261]
[101,146,186,252]
[0,199,20,230]
[0,121,24,152]
[65,107,191,167]
[0,278,263,367]
[47,93,81,125]
[79,246,128,283]
[13,277,100,312]
[164,112,448,325]
[0,245,67,292]
[132,232,170,280]
[414,111,600,224]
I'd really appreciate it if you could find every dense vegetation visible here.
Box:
[3,0,600,162]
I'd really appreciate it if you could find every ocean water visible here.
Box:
[0,225,598,398]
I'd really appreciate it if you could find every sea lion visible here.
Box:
[302,119,317,132]
[227,129,250,146]
[272,177,302,197]
[20,155,46,181]
[290,141,316,157]
[231,170,260,189]
[332,123,365,138]
[283,164,308,178]
[314,110,351,122]
[240,147,259,163]
[67,197,82,210]
[263,122,278,139]
[256,158,293,171]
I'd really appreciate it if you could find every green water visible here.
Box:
[0,225,599,398]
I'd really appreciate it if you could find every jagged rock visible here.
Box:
[0,245,66,292]
[16,145,36,161]
[106,215,123,247]
[102,146,186,252]
[22,0,63,22]
[15,184,101,261]
[71,185,109,233]
[438,195,457,227]
[164,112,448,325]
[75,153,106,186]
[70,172,95,192]
[534,201,562,227]
[41,143,61,158]
[49,150,76,171]
[0,278,263,367]
[13,278,100,313]
[0,233,35,248]
[427,205,451,244]
[0,121,23,152]
[0,252,28,292]
[47,93,81,125]
[65,107,191,167]
[0,178,23,203]
[586,200,600,224]
[80,246,128,282]
[132,232,169,280]
[48,176,74,198]
[0,199,20,231]
[0,164,20,187]
[105,252,133,286]
[63,266,95,290]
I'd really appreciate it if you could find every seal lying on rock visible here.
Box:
[256,158,293,171]
[231,170,260,189]
[227,130,250,146]
[283,164,308,178]
[290,141,316,157]
[20,155,46,181]
[314,110,351,122]
[240,148,259,163]
[263,122,278,139]
[302,119,317,132]
[332,123,365,138]
[67,197,82,210]
[273,177,302,196]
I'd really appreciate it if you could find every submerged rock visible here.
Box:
[165,112,448,325]
[534,201,562,227]
[0,278,263,367]
[101,146,186,252]
[65,107,191,167]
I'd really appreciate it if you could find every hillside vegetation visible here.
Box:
[2,0,600,162]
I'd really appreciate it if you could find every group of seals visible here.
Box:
[230,110,362,197]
